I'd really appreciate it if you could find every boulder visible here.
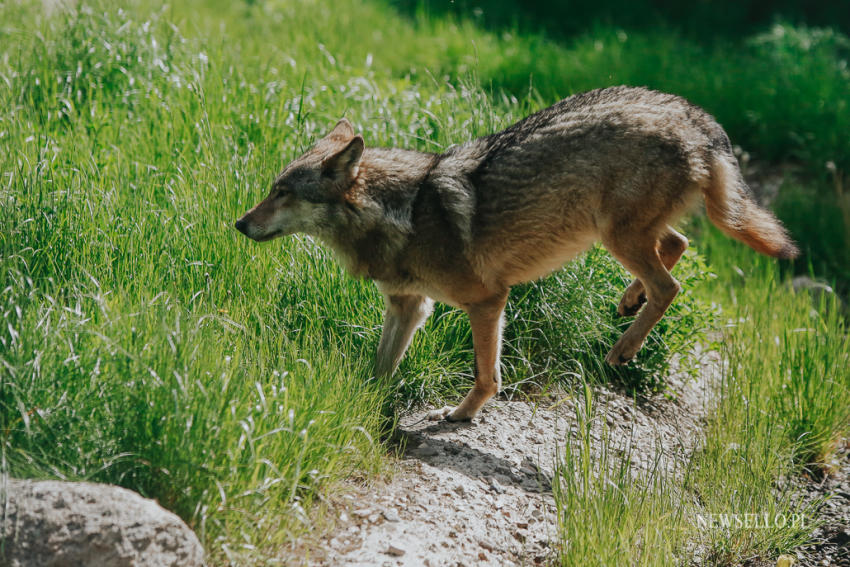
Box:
[791,276,848,315]
[791,275,835,297]
[1,478,204,567]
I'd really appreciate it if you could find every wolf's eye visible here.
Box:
[275,186,291,198]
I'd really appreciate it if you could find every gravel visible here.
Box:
[303,351,719,566]
[793,442,850,567]
[293,346,848,566]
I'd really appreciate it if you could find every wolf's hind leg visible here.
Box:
[375,294,433,379]
[604,231,681,365]
[428,290,508,422]
[617,226,688,317]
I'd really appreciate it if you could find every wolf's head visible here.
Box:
[234,118,364,242]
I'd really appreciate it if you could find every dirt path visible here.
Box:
[306,352,719,566]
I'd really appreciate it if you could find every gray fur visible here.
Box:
[236,86,797,421]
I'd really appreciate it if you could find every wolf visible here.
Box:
[235,86,797,422]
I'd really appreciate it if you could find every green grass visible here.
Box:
[694,221,850,465]
[2,0,848,564]
[773,179,850,289]
[0,0,709,562]
[684,223,849,562]
[552,228,849,565]
[392,0,850,43]
[553,382,693,566]
[502,246,714,396]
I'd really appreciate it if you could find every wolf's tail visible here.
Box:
[703,156,799,259]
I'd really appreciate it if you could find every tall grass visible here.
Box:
[392,0,850,43]
[503,246,714,395]
[684,223,849,562]
[0,0,712,562]
[553,383,693,566]
[553,227,849,565]
[773,180,850,289]
[695,222,850,468]
[3,0,846,564]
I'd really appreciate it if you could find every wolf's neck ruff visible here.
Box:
[321,147,439,281]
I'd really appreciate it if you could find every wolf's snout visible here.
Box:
[234,218,249,235]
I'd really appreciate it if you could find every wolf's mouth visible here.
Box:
[254,229,285,242]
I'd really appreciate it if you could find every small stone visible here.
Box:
[352,508,371,518]
[386,544,406,557]
[495,473,513,485]
[383,509,401,522]
[477,536,497,551]
[411,443,440,457]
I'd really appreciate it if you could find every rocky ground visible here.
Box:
[793,443,850,567]
[295,344,849,567]
[303,351,719,567]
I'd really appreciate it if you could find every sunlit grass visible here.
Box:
[681,222,849,562]
[0,0,711,562]
[553,227,848,565]
[2,0,847,564]
[553,383,694,566]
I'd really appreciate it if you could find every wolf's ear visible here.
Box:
[322,134,364,182]
[326,118,355,141]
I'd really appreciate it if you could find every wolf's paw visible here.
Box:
[426,406,474,422]
[605,340,638,366]
[617,291,646,317]
[426,406,455,421]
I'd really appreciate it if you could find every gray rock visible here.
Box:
[409,443,440,458]
[790,276,848,315]
[1,478,204,567]
[792,275,834,296]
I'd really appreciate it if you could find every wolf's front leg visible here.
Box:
[428,291,509,422]
[375,294,433,380]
